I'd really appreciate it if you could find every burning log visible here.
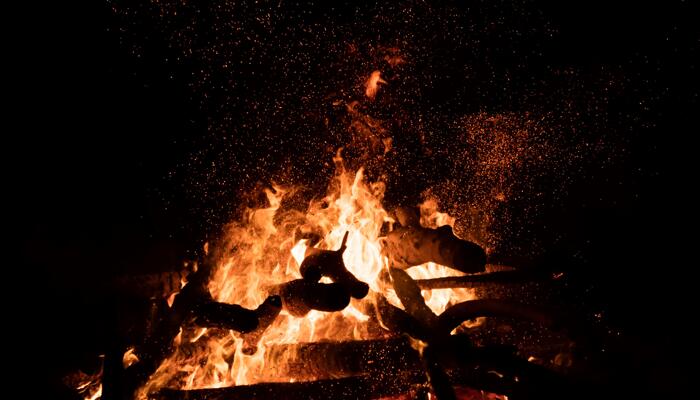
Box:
[421,345,457,400]
[382,225,486,273]
[150,372,425,400]
[437,300,557,334]
[151,337,574,400]
[370,293,433,341]
[271,279,351,317]
[415,269,553,289]
[190,300,259,333]
[438,299,598,351]
[263,337,421,380]
[241,295,283,355]
[389,268,439,329]
[387,268,457,399]
[300,231,369,299]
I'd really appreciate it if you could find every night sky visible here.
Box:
[18,0,697,398]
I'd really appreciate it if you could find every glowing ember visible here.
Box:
[123,347,140,369]
[365,70,387,99]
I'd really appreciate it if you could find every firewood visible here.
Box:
[241,295,283,355]
[438,300,597,350]
[190,301,259,333]
[270,279,351,317]
[382,225,486,273]
[386,268,458,399]
[263,337,420,380]
[421,345,457,400]
[389,268,440,329]
[415,269,553,289]
[438,300,556,333]
[149,372,425,400]
[300,231,369,299]
[147,335,578,400]
[369,293,433,341]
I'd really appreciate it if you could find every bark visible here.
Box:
[270,279,351,317]
[382,225,486,273]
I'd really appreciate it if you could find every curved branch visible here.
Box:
[438,300,557,333]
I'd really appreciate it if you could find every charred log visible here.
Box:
[189,301,259,333]
[382,225,486,273]
[415,269,554,289]
[421,345,457,400]
[150,372,425,400]
[370,293,433,341]
[389,268,440,329]
[242,295,283,355]
[438,300,557,333]
[270,279,351,317]
[264,337,421,380]
[300,231,369,299]
[150,336,575,400]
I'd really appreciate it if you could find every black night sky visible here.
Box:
[17,0,698,398]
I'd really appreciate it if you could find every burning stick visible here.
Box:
[437,300,595,349]
[437,300,557,334]
[422,345,458,400]
[415,269,553,290]
[271,279,351,317]
[370,293,432,341]
[190,301,259,333]
[389,268,457,399]
[382,225,487,273]
[300,231,370,299]
[389,268,440,329]
[241,295,283,355]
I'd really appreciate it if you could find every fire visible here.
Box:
[64,356,104,400]
[123,347,140,369]
[139,152,479,397]
[365,70,387,99]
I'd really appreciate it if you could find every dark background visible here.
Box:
[17,0,698,398]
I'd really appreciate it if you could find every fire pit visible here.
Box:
[64,155,587,400]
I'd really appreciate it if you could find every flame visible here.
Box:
[139,153,479,397]
[123,347,140,369]
[365,70,387,99]
[65,356,103,400]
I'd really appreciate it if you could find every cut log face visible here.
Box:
[382,225,487,273]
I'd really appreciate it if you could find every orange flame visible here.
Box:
[139,153,478,397]
[365,70,387,99]
[64,356,104,400]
